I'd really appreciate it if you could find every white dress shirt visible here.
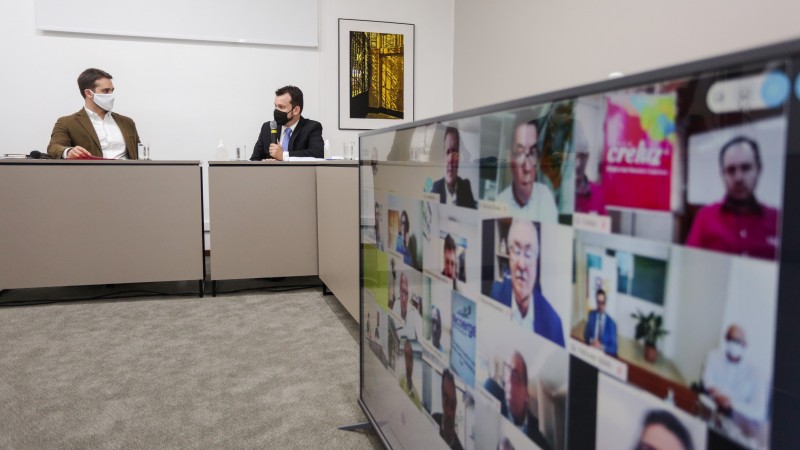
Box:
[496,182,558,223]
[445,184,458,205]
[84,107,128,159]
[702,349,765,421]
[510,292,534,331]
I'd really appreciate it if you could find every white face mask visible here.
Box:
[725,340,745,361]
[91,91,115,112]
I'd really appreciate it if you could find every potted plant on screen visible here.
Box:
[631,310,669,363]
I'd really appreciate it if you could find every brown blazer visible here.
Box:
[47,108,140,159]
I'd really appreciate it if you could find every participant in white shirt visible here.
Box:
[702,324,766,425]
[495,119,558,223]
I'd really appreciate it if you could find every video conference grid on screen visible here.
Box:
[360,53,794,450]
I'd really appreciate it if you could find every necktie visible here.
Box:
[282,128,292,152]
[597,313,603,342]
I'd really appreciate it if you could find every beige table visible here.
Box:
[0,159,205,294]
[208,161,360,321]
[316,162,359,322]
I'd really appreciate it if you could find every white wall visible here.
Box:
[453,0,800,110]
[1,0,453,159]
[318,1,454,155]
[1,0,453,247]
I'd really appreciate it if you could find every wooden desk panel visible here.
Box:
[208,163,318,280]
[0,160,204,289]
[316,165,359,322]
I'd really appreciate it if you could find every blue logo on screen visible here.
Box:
[424,177,433,193]
[761,71,790,108]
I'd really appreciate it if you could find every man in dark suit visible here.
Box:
[47,68,140,159]
[489,219,565,347]
[250,85,324,160]
[430,127,477,209]
[432,369,464,450]
[583,289,618,356]
[483,351,552,449]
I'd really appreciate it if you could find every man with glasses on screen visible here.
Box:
[686,136,778,260]
[495,119,559,223]
[431,127,477,209]
[489,219,564,347]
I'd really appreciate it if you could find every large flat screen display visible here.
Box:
[359,39,800,450]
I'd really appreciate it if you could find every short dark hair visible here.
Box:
[78,68,112,98]
[444,126,460,151]
[444,234,456,253]
[513,118,542,137]
[719,136,761,170]
[641,410,694,450]
[275,85,304,113]
[596,289,606,299]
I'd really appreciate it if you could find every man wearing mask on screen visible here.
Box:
[489,219,565,347]
[701,324,765,436]
[250,85,324,160]
[495,119,558,223]
[686,136,778,260]
[47,68,141,159]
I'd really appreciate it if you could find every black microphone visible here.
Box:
[29,150,51,159]
[269,121,278,145]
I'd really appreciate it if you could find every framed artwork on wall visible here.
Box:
[338,19,415,130]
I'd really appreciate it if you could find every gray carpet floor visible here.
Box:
[0,283,383,449]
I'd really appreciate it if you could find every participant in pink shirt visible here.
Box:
[686,136,779,260]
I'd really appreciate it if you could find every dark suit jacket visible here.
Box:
[250,117,324,160]
[583,310,618,356]
[489,279,565,347]
[431,177,477,209]
[483,378,553,450]
[47,109,140,159]
[431,413,465,450]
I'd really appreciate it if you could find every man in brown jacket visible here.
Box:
[47,68,140,159]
